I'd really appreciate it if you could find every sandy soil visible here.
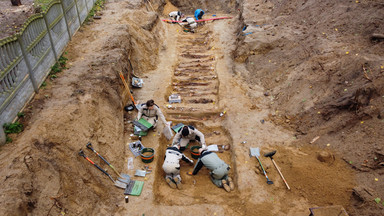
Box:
[0,0,383,215]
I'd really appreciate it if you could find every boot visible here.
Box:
[227,177,235,191]
[221,179,230,192]
[166,177,176,189]
[174,177,182,190]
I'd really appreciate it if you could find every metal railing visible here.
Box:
[0,0,97,144]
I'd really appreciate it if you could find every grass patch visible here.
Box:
[40,81,47,89]
[3,122,24,143]
[85,0,106,23]
[17,112,25,118]
[4,122,23,134]
[49,52,68,79]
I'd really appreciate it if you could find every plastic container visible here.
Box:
[162,122,174,140]
[132,77,143,88]
[127,157,134,170]
[140,148,155,163]
[190,146,201,159]
[169,94,181,103]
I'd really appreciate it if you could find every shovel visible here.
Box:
[264,150,290,190]
[86,142,130,184]
[78,149,127,189]
[250,147,273,185]
[118,71,137,109]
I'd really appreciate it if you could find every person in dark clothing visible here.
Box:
[163,145,194,189]
[192,148,234,192]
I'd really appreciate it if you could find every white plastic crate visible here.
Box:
[169,94,181,103]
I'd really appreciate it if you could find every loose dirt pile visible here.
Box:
[0,0,35,39]
[236,0,384,215]
[0,0,383,215]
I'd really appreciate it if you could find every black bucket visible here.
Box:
[124,104,135,112]
[190,146,200,159]
[140,148,155,163]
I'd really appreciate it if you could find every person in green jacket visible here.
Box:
[192,148,234,192]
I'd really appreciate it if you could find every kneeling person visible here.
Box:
[162,145,194,189]
[137,99,169,131]
[192,148,234,192]
[180,17,197,31]
[194,9,204,20]
[172,125,206,151]
[169,11,184,21]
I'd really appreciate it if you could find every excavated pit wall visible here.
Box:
[69,3,171,214]
[0,1,169,215]
[169,0,239,14]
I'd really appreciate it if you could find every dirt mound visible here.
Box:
[236,0,384,215]
[275,145,354,206]
[169,0,237,14]
[0,0,35,39]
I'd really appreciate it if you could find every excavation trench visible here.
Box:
[153,123,238,206]
[119,3,355,214]
[123,15,240,207]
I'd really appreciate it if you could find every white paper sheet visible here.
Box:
[207,145,219,152]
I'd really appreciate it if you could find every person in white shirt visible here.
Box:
[137,99,169,131]
[180,17,197,31]
[162,144,194,189]
[169,11,184,21]
[172,125,206,151]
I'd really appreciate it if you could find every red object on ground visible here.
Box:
[196,17,232,22]
[162,17,232,23]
